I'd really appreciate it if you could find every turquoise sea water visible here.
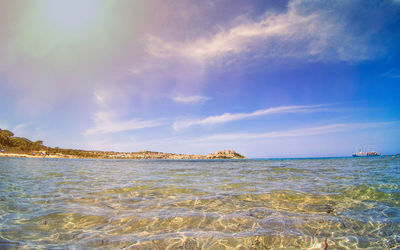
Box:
[0,157,399,249]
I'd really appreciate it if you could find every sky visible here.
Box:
[0,0,400,158]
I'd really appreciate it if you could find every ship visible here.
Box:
[352,146,381,157]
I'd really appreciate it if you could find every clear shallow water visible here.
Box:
[0,157,399,249]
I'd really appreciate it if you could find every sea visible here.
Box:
[0,157,399,249]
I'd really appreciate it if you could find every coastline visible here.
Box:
[0,149,246,160]
[0,153,80,159]
[0,130,246,160]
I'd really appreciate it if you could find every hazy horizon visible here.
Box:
[1,0,399,158]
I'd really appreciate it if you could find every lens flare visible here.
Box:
[12,0,118,66]
[42,0,100,32]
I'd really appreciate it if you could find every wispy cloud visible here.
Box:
[0,122,31,134]
[194,122,390,142]
[146,12,315,63]
[13,122,32,134]
[91,121,395,156]
[146,0,384,65]
[85,111,164,135]
[381,69,400,79]
[85,89,166,135]
[173,104,329,131]
[172,94,209,104]
[0,122,47,142]
[94,90,108,105]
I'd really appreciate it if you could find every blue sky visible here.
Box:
[0,0,399,157]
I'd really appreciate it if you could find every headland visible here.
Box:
[0,129,246,160]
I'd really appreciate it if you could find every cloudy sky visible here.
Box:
[1,0,399,157]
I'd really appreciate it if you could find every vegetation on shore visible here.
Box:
[0,129,246,159]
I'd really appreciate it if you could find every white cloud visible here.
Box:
[146,0,383,65]
[194,123,378,142]
[173,104,328,131]
[172,94,209,104]
[85,111,164,135]
[89,121,395,156]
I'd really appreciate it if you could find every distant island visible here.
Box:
[0,129,246,160]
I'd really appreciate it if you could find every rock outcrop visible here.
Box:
[206,150,246,159]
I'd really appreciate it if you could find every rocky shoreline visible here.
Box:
[0,128,246,160]
[0,149,246,160]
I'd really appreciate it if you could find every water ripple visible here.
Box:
[0,157,399,248]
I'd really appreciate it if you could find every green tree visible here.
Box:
[9,137,33,151]
[0,129,14,138]
[34,140,43,145]
[0,134,10,146]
